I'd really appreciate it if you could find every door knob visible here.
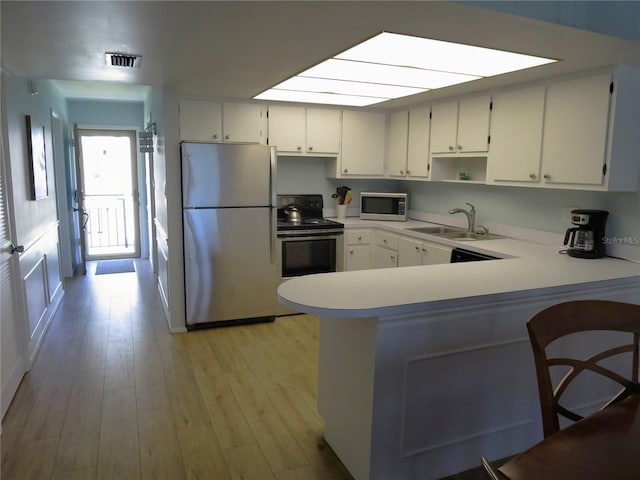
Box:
[10,244,24,254]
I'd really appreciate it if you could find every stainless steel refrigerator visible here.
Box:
[181,142,279,328]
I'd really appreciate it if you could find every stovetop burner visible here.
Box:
[276,194,344,232]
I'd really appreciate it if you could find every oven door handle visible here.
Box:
[278,234,344,241]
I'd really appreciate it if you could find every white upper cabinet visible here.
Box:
[386,110,409,177]
[307,108,341,154]
[430,95,491,155]
[407,105,431,179]
[268,105,340,155]
[430,101,458,154]
[387,107,431,180]
[338,110,386,177]
[458,96,492,153]
[540,73,612,187]
[179,100,264,144]
[222,103,264,144]
[179,100,223,142]
[487,85,546,184]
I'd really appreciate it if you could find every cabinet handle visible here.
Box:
[212,134,218,140]
[343,168,348,173]
[225,134,230,140]
[358,236,362,241]
[406,170,411,175]
[400,170,404,175]
[415,245,420,251]
[308,146,313,151]
[448,145,455,151]
[543,174,551,180]
[457,145,463,151]
[383,239,387,243]
[349,250,354,255]
[297,146,302,151]
[529,173,537,179]
[421,247,427,252]
[390,255,395,259]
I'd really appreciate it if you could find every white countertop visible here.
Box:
[278,216,640,318]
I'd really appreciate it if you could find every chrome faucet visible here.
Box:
[448,203,476,232]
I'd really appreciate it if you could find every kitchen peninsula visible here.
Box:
[277,224,640,480]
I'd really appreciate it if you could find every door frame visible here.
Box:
[74,127,142,262]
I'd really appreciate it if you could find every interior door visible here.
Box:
[1,124,28,419]
[72,123,88,274]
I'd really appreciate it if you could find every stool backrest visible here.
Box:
[527,300,640,438]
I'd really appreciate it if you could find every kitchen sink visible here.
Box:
[407,226,466,235]
[408,226,506,241]
[439,231,506,241]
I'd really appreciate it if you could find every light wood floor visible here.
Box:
[1,259,354,480]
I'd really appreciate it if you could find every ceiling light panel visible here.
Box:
[254,89,383,107]
[276,76,427,98]
[254,32,558,106]
[301,59,480,89]
[336,32,556,77]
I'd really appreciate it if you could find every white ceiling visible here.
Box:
[3,1,640,109]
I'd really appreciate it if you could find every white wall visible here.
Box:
[1,72,67,417]
[145,85,185,332]
[277,156,399,216]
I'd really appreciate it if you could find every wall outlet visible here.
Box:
[564,206,579,223]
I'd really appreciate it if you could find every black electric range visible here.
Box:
[277,194,344,236]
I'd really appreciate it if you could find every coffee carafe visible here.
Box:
[563,209,609,258]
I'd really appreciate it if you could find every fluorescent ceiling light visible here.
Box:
[254,89,383,107]
[254,32,558,107]
[275,76,428,98]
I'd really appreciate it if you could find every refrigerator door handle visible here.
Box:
[270,208,276,265]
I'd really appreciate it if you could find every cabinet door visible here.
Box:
[457,95,491,153]
[373,246,398,269]
[346,245,372,271]
[430,101,459,154]
[223,103,263,143]
[387,110,409,177]
[179,100,222,142]
[420,242,452,265]
[398,237,422,267]
[341,110,386,176]
[541,73,612,186]
[407,105,431,178]
[488,85,545,183]
[268,105,306,153]
[307,108,341,154]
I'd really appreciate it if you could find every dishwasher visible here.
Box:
[450,247,501,262]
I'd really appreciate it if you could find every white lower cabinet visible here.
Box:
[346,229,452,270]
[398,237,452,266]
[345,229,373,271]
[373,230,399,269]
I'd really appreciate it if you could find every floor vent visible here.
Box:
[105,52,142,68]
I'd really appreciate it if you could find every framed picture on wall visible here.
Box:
[26,114,48,200]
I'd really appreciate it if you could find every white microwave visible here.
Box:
[360,192,408,221]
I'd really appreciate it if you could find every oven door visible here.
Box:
[278,233,344,279]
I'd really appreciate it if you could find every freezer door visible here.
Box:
[183,207,279,325]
[181,143,275,208]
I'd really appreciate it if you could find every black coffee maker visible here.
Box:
[563,209,609,258]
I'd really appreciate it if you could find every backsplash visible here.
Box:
[277,157,640,260]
